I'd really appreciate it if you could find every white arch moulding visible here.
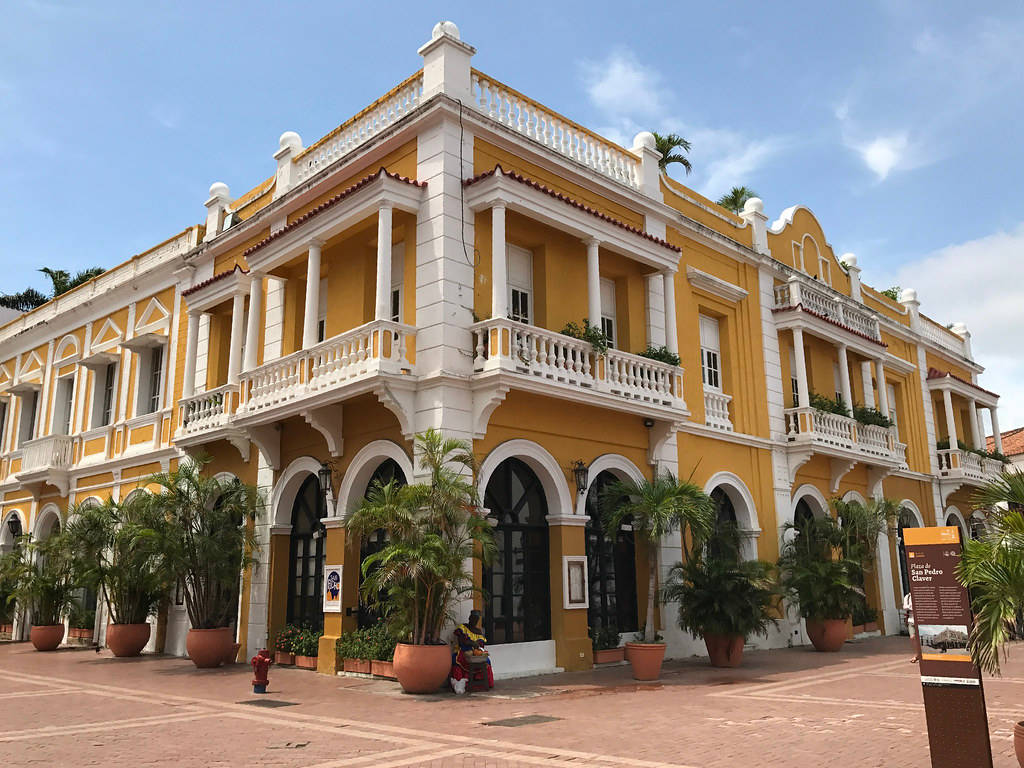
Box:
[898,499,924,528]
[704,471,762,560]
[841,489,867,506]
[33,503,62,540]
[792,483,830,519]
[478,439,574,522]
[54,334,80,363]
[0,509,27,549]
[270,456,324,530]
[334,440,415,520]
[574,454,646,517]
[944,506,968,538]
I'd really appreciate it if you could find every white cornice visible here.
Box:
[685,266,749,303]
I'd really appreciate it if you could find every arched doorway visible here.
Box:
[358,458,406,629]
[585,471,638,634]
[794,499,815,530]
[483,458,550,644]
[287,475,326,630]
[896,507,921,599]
[945,510,967,543]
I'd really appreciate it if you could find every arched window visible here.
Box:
[794,499,815,530]
[358,459,406,629]
[585,471,638,634]
[287,475,325,630]
[483,458,550,644]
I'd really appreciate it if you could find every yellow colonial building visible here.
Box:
[0,22,1005,676]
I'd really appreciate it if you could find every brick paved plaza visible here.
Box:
[0,636,1019,767]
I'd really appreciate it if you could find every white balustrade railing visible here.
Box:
[293,74,424,185]
[703,388,733,431]
[919,318,969,359]
[774,276,881,341]
[20,435,74,474]
[936,448,1003,481]
[239,321,415,415]
[471,319,684,410]
[179,384,237,435]
[784,406,904,463]
[471,71,640,191]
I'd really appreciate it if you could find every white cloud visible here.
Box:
[858,133,909,181]
[880,223,1024,429]
[580,50,665,120]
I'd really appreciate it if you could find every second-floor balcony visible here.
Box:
[16,435,74,495]
[471,318,686,417]
[774,274,881,343]
[784,406,906,472]
[936,448,1004,484]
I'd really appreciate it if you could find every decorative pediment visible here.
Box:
[55,334,80,363]
[0,362,11,388]
[17,350,45,381]
[135,296,171,336]
[91,317,124,352]
[686,266,748,303]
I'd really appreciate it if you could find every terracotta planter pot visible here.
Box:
[295,654,318,670]
[865,622,879,633]
[344,658,372,674]
[806,618,848,652]
[30,624,65,652]
[624,642,666,681]
[704,634,745,668]
[1014,720,1024,768]
[593,647,625,664]
[107,623,151,657]
[371,660,396,679]
[274,651,294,666]
[851,624,865,635]
[223,642,241,665]
[186,627,232,668]
[392,643,451,694]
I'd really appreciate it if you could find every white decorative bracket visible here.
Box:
[472,383,510,439]
[246,424,280,471]
[786,448,813,485]
[830,458,857,493]
[303,404,344,458]
[374,383,416,440]
[647,420,680,467]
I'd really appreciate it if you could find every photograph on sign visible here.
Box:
[918,624,969,657]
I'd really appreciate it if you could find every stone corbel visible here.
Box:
[830,458,857,493]
[939,480,964,508]
[786,448,814,485]
[374,383,415,440]
[472,383,510,439]
[866,466,893,499]
[246,424,280,471]
[225,432,251,464]
[647,420,680,467]
[303,404,344,458]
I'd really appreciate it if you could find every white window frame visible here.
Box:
[18,390,38,447]
[887,382,899,433]
[134,343,166,417]
[507,244,533,325]
[818,256,831,286]
[390,242,405,323]
[0,399,8,454]
[91,362,118,429]
[51,374,75,437]
[600,277,616,349]
[699,315,722,392]
[832,362,843,405]
[316,277,327,344]
[789,348,799,407]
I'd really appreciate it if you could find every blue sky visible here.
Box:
[3,1,1023,426]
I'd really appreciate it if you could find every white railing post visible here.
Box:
[273,132,303,200]
[418,21,475,102]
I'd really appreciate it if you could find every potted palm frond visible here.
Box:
[3,532,77,651]
[957,471,1024,766]
[777,515,863,652]
[147,457,260,668]
[65,495,175,657]
[663,523,778,667]
[601,473,714,680]
[347,429,495,694]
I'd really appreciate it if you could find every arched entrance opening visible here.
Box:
[945,509,967,543]
[896,507,921,599]
[358,458,407,629]
[794,499,815,530]
[584,470,638,634]
[483,458,550,644]
[287,475,326,631]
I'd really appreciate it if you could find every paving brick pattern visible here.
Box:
[0,636,1019,766]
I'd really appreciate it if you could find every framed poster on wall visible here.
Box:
[322,564,342,613]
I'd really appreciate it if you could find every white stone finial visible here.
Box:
[278,131,302,152]
[951,321,969,337]
[432,20,460,40]
[899,287,918,304]
[208,181,230,200]
[632,131,657,151]
[743,197,764,215]
[840,252,857,268]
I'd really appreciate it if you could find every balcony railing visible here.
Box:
[774,276,881,342]
[471,319,684,410]
[703,388,733,432]
[919,318,970,359]
[178,384,239,436]
[784,407,906,464]
[20,435,74,474]
[936,448,1004,483]
[238,320,415,415]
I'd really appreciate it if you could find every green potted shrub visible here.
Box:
[4,532,77,651]
[274,624,300,665]
[663,523,777,668]
[64,494,175,657]
[590,625,623,664]
[67,601,95,643]
[338,628,372,675]
[294,627,321,670]
[601,472,715,680]
[777,515,863,652]
[147,457,260,668]
[367,622,398,679]
[347,429,495,694]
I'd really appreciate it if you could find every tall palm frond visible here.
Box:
[652,132,692,175]
[716,186,758,214]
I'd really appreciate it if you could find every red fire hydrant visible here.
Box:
[251,648,274,694]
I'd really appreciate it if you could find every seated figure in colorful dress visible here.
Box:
[450,610,494,690]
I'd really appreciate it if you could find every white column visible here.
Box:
[967,399,981,449]
[875,359,889,417]
[586,239,601,325]
[990,407,1002,453]
[663,270,678,355]
[942,389,958,447]
[243,274,264,372]
[302,241,322,349]
[860,361,876,408]
[836,344,853,410]
[792,327,809,409]
[491,204,507,319]
[226,292,246,386]
[375,205,394,321]
[182,310,200,399]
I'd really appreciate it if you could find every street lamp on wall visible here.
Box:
[313,462,333,540]
[572,460,589,496]
[6,515,21,538]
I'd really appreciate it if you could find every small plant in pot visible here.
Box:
[338,628,372,674]
[294,627,322,670]
[3,532,77,651]
[347,429,495,694]
[366,621,398,679]
[600,472,714,680]
[147,457,260,669]
[65,494,175,657]
[590,625,623,664]
[663,523,778,668]
[274,624,301,665]
[777,515,863,652]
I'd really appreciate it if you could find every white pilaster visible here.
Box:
[203,182,231,243]
[491,204,507,319]
[836,344,853,409]
[586,239,601,326]
[663,270,678,356]
[182,310,200,399]
[840,253,862,302]
[644,275,666,349]
[875,360,889,417]
[630,132,663,201]
[792,327,809,409]
[739,198,769,255]
[302,241,322,349]
[942,389,958,446]
[226,291,246,386]
[990,407,1002,453]
[272,132,303,201]
[967,399,981,449]
[375,205,394,321]
[860,361,875,409]
[243,273,264,372]
[418,21,475,103]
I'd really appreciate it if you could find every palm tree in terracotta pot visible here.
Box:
[663,522,778,667]
[600,472,715,680]
[147,457,260,668]
[3,532,78,651]
[777,515,863,652]
[957,471,1024,766]
[347,429,495,694]
[64,494,175,657]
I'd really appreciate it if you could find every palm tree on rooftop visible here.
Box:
[716,186,758,214]
[0,266,106,313]
[652,132,692,175]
